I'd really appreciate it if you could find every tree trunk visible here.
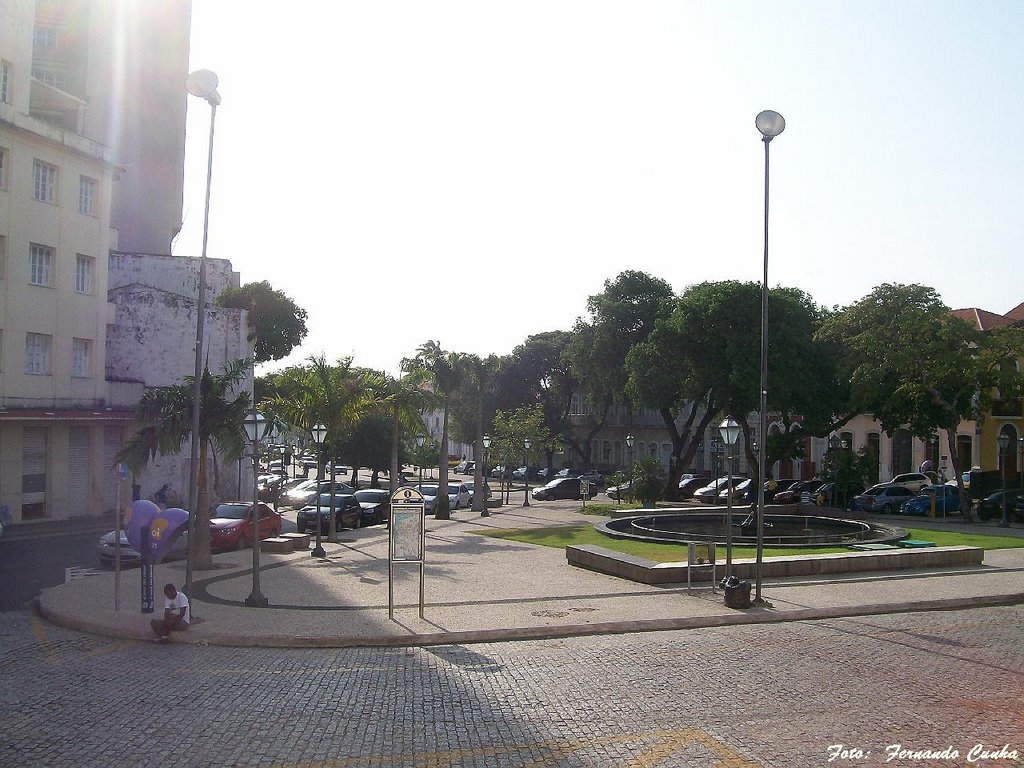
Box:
[328,459,338,542]
[435,400,451,520]
[946,425,974,522]
[193,441,214,570]
[390,409,400,492]
[472,388,485,513]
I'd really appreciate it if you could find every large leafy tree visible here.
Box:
[565,271,675,464]
[117,359,251,570]
[216,280,308,364]
[503,331,579,473]
[490,404,557,503]
[448,353,503,512]
[818,283,1024,518]
[367,367,436,492]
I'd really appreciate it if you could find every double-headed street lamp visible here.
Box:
[754,108,785,606]
[718,418,741,581]
[243,410,269,607]
[415,433,426,487]
[523,438,532,507]
[998,432,1010,527]
[183,69,222,600]
[481,435,492,517]
[310,422,328,558]
[625,434,635,502]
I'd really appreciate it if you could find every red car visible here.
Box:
[209,502,282,551]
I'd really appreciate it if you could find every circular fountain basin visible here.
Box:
[597,511,907,548]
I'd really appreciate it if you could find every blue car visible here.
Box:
[900,484,961,516]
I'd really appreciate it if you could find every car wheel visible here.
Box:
[233,535,244,551]
[977,507,990,521]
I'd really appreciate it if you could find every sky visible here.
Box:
[174,1,1024,376]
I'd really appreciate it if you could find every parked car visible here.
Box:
[978,489,1024,521]
[773,479,824,505]
[267,460,286,474]
[890,472,932,493]
[490,465,512,479]
[717,477,752,502]
[606,480,632,501]
[417,483,471,513]
[285,480,354,508]
[209,502,283,551]
[531,477,599,501]
[813,481,866,508]
[850,484,917,514]
[296,493,361,533]
[578,470,605,487]
[96,527,190,569]
[695,476,747,504]
[465,482,492,504]
[455,460,476,475]
[678,476,712,498]
[353,489,391,526]
[901,484,962,516]
[536,467,554,480]
[511,466,530,481]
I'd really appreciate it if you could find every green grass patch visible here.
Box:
[477,524,1024,563]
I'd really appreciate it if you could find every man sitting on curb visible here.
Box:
[151,583,189,644]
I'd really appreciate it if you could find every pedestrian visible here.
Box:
[150,583,190,643]
[154,483,170,507]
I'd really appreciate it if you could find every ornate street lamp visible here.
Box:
[242,410,269,607]
[310,422,328,558]
[754,109,785,606]
[523,438,532,507]
[625,434,635,502]
[718,418,741,581]
[481,434,492,517]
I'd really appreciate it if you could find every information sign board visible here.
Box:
[388,487,425,620]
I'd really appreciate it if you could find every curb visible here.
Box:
[37,592,1024,649]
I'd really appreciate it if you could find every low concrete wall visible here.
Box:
[566,544,985,585]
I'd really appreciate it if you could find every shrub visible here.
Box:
[631,456,665,507]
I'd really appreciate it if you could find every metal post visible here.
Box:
[725,450,734,579]
[184,99,218,601]
[312,446,326,558]
[114,472,122,612]
[245,429,267,606]
[754,133,770,605]
[1000,440,1009,527]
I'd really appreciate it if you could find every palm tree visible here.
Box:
[366,367,437,493]
[411,341,463,520]
[461,354,502,512]
[117,359,251,570]
[264,355,372,541]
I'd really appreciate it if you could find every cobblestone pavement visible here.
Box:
[2,606,1022,767]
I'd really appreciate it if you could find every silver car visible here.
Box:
[96,528,189,569]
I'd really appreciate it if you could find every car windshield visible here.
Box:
[418,486,439,496]
[355,490,387,503]
[213,503,249,519]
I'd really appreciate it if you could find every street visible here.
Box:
[1,604,1021,767]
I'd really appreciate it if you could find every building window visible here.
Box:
[78,176,96,215]
[75,254,93,293]
[0,146,8,189]
[25,332,52,375]
[22,426,49,519]
[1,60,10,104]
[33,160,57,203]
[29,243,53,286]
[33,26,59,51]
[72,338,91,377]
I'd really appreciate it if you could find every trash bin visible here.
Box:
[723,575,752,609]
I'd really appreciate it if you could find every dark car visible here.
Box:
[353,489,390,526]
[677,476,712,499]
[979,489,1024,521]
[773,479,824,505]
[296,493,361,533]
[286,480,354,508]
[531,477,599,501]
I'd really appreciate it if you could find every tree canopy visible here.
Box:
[216,280,308,363]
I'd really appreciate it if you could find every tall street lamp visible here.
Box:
[754,108,785,606]
[243,410,269,607]
[522,438,532,507]
[625,434,635,502]
[998,432,1010,527]
[183,69,222,600]
[415,433,426,488]
[718,418,741,581]
[481,435,491,517]
[310,422,328,558]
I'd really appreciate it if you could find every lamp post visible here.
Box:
[625,434,635,502]
[523,438,532,507]
[243,411,269,607]
[754,109,785,606]
[310,422,328,558]
[718,419,741,581]
[481,434,492,517]
[183,69,222,601]
[415,433,426,488]
[998,433,1010,527]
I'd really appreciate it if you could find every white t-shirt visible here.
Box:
[164,591,190,624]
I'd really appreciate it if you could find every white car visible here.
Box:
[890,472,932,493]
[417,483,471,513]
